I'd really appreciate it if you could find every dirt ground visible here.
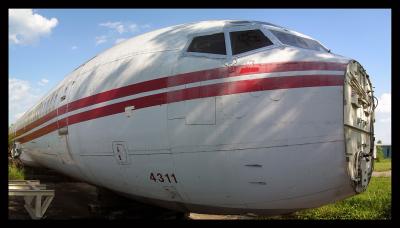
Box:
[9,181,99,219]
[8,166,187,220]
[372,171,391,177]
[8,179,252,220]
[8,168,247,220]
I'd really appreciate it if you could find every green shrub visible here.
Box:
[8,163,24,180]
[376,145,385,162]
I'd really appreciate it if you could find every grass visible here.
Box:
[8,163,24,180]
[374,159,391,172]
[263,177,391,220]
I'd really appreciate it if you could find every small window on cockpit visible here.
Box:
[270,30,328,52]
[187,33,226,55]
[230,29,273,55]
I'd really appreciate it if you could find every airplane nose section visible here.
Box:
[343,60,376,193]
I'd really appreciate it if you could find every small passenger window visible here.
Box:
[230,30,273,55]
[187,33,226,55]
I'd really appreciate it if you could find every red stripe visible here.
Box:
[18,122,58,144]
[17,74,343,143]
[15,110,57,138]
[67,61,346,112]
[13,61,346,139]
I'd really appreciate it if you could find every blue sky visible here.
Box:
[9,9,391,144]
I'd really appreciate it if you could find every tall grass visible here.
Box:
[8,163,24,180]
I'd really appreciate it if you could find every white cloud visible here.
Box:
[10,78,31,102]
[141,24,151,29]
[376,93,391,113]
[95,35,107,45]
[99,21,125,34]
[37,78,49,86]
[71,45,78,50]
[9,9,58,45]
[115,38,126,44]
[128,23,151,32]
[14,112,25,120]
[99,21,150,34]
[96,22,151,46]
[374,116,391,144]
[128,24,138,33]
[9,78,45,123]
[374,92,391,144]
[379,117,391,123]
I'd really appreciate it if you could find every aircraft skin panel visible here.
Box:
[172,141,351,209]
[11,20,375,215]
[19,85,352,210]
[16,67,350,212]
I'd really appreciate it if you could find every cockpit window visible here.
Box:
[187,33,226,55]
[270,29,328,52]
[230,30,273,55]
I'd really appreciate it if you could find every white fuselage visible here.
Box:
[10,21,374,215]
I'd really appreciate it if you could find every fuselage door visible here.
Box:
[55,80,75,165]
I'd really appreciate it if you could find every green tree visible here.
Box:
[376,140,385,162]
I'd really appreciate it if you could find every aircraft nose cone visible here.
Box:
[343,60,375,193]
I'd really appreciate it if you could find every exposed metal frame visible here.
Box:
[9,180,55,219]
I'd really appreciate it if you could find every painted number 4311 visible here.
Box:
[150,172,178,183]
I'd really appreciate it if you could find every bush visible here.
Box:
[8,134,13,156]
[9,163,24,180]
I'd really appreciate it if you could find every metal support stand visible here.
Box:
[9,180,55,219]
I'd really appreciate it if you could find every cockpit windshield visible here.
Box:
[270,29,329,52]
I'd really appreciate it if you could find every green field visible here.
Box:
[263,176,391,220]
[374,159,392,172]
